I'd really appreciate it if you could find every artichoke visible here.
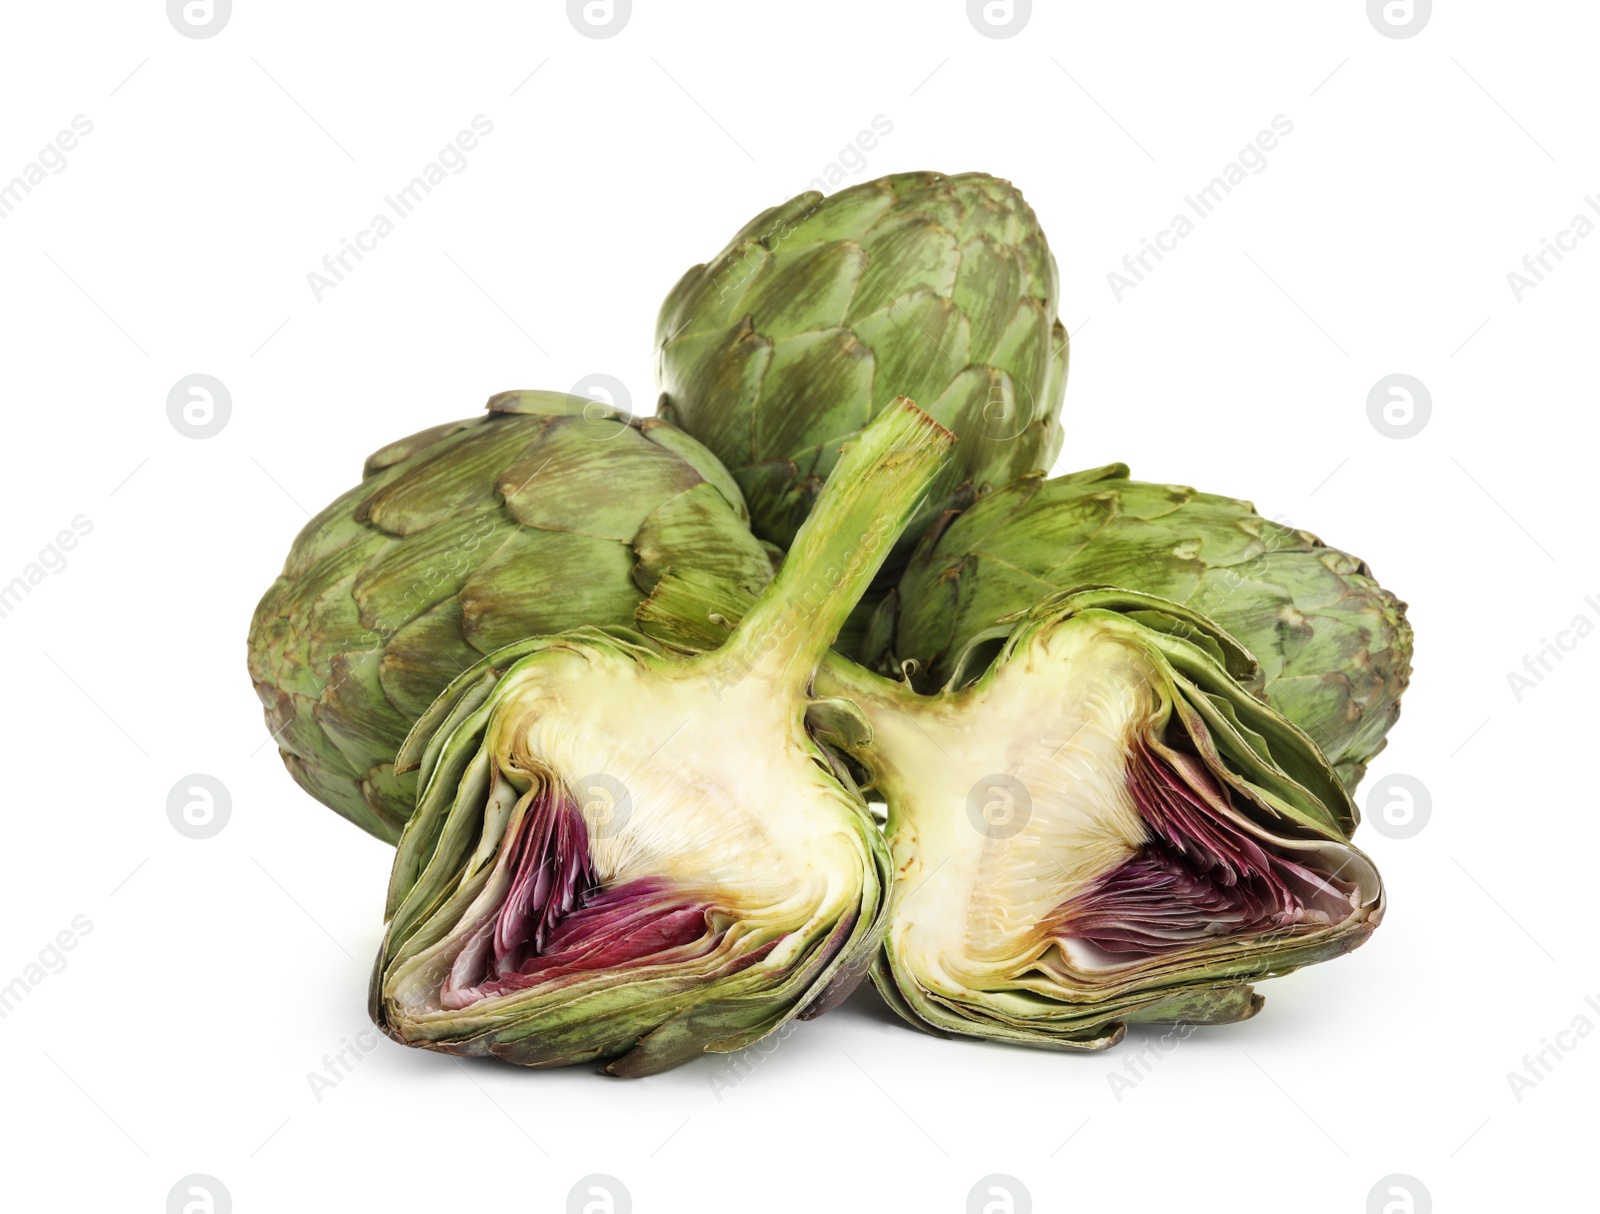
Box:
[811,590,1384,1050]
[890,467,1413,788]
[247,392,775,843]
[370,400,954,1075]
[656,171,1067,566]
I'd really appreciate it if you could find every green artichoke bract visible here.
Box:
[891,467,1413,788]
[247,391,774,844]
[811,590,1383,1050]
[370,400,954,1075]
[656,171,1067,564]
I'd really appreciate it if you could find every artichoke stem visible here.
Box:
[704,398,954,695]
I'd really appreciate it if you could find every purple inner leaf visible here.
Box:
[440,783,728,1008]
[1054,738,1342,958]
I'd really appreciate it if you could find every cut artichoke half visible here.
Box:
[813,589,1383,1049]
[371,399,955,1075]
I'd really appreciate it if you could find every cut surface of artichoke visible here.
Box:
[383,651,873,1040]
[812,590,1383,1048]
[372,399,955,1075]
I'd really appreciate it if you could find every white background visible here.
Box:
[0,2,1591,1211]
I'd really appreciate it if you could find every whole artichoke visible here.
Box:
[890,467,1413,788]
[247,392,774,843]
[656,171,1067,564]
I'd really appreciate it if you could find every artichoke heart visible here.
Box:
[371,399,955,1074]
[813,590,1383,1049]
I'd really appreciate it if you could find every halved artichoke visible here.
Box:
[246,392,774,842]
[890,467,1413,788]
[813,590,1383,1048]
[370,400,954,1074]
